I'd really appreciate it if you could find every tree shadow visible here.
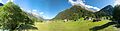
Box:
[90,22,116,31]
[16,24,38,31]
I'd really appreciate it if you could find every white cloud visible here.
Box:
[85,5,100,11]
[68,0,100,11]
[68,0,85,6]
[39,12,44,15]
[32,9,37,12]
[31,9,42,16]
[21,8,49,19]
[42,15,48,19]
[0,0,4,4]
[114,0,120,6]
[27,9,50,19]
[0,0,14,4]
[7,0,14,3]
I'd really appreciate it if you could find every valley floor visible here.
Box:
[29,20,118,31]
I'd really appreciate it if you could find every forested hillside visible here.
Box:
[53,5,114,20]
[53,5,94,20]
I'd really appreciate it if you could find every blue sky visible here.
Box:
[0,0,116,19]
[84,0,115,9]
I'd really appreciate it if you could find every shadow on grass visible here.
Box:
[90,22,116,31]
[16,24,38,31]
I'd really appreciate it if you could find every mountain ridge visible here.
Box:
[53,5,95,20]
[53,5,114,20]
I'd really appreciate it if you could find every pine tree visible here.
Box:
[113,5,120,20]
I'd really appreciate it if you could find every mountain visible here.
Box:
[95,5,114,18]
[0,3,3,6]
[53,5,114,20]
[26,12,44,22]
[53,5,95,20]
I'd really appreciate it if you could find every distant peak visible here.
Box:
[106,5,113,7]
[72,0,77,1]
[0,3,3,6]
[101,5,113,10]
[104,5,113,8]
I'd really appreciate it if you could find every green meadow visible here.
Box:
[29,18,118,31]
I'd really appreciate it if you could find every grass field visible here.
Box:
[29,19,118,31]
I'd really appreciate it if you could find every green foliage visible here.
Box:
[94,11,112,19]
[94,5,113,18]
[0,2,35,31]
[113,5,120,20]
